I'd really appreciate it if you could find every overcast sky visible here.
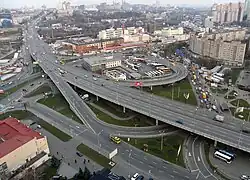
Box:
[1,0,245,9]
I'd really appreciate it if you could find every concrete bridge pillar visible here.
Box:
[156,119,159,126]
[96,96,99,102]
[123,106,126,113]
[150,86,153,91]
[214,140,217,147]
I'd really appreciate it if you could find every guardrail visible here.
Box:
[67,79,250,153]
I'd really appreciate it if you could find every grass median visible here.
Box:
[143,79,197,106]
[88,105,153,127]
[93,98,134,118]
[77,143,113,169]
[122,134,186,167]
[38,119,72,142]
[38,94,83,124]
[0,110,33,120]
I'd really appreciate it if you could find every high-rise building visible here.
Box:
[243,0,250,21]
[212,2,244,24]
[189,30,247,66]
[204,16,214,29]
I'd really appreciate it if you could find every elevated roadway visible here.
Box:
[27,22,250,153]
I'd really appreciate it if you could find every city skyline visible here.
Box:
[1,0,245,9]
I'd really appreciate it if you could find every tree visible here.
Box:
[83,167,91,180]
[51,156,61,168]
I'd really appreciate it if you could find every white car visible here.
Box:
[241,175,250,180]
[131,173,139,180]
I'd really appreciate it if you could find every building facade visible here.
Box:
[154,27,184,37]
[0,118,50,174]
[189,30,247,66]
[244,0,250,20]
[98,27,144,40]
[204,16,214,29]
[65,38,124,54]
[82,56,122,72]
[212,2,245,23]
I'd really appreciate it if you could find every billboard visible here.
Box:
[109,148,118,159]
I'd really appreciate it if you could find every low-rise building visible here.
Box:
[105,70,126,81]
[154,27,184,37]
[64,38,124,54]
[0,118,50,177]
[82,56,122,72]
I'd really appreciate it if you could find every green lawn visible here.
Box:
[143,79,197,106]
[38,119,72,141]
[230,99,250,108]
[88,105,152,127]
[25,85,52,97]
[211,88,229,94]
[230,107,250,121]
[0,110,33,120]
[42,165,57,180]
[123,134,186,167]
[93,98,134,118]
[38,94,83,124]
[77,143,113,169]
[224,90,237,99]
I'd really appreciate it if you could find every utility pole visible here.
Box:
[160,131,164,151]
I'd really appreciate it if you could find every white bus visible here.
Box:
[214,151,232,163]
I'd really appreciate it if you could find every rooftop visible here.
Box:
[83,56,120,66]
[68,37,123,46]
[0,117,43,158]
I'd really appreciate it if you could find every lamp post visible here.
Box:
[128,149,132,178]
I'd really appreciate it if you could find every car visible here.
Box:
[176,120,183,124]
[30,83,34,86]
[93,77,97,81]
[148,178,153,180]
[240,175,250,180]
[136,175,144,180]
[76,152,83,157]
[131,173,139,180]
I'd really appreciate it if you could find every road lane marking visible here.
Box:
[173,170,178,174]
[163,166,167,169]
[153,161,157,165]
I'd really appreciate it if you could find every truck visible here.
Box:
[214,115,224,122]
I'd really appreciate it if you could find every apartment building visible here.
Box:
[189,30,247,66]
[212,2,245,23]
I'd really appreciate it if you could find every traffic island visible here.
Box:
[122,134,186,167]
[230,99,250,108]
[37,94,83,124]
[229,107,250,121]
[38,119,72,142]
[88,105,154,127]
[77,143,114,169]
[143,79,197,106]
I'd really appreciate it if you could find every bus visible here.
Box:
[214,151,232,163]
[218,150,236,159]
[110,135,121,144]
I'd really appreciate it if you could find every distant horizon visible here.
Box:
[1,0,245,9]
